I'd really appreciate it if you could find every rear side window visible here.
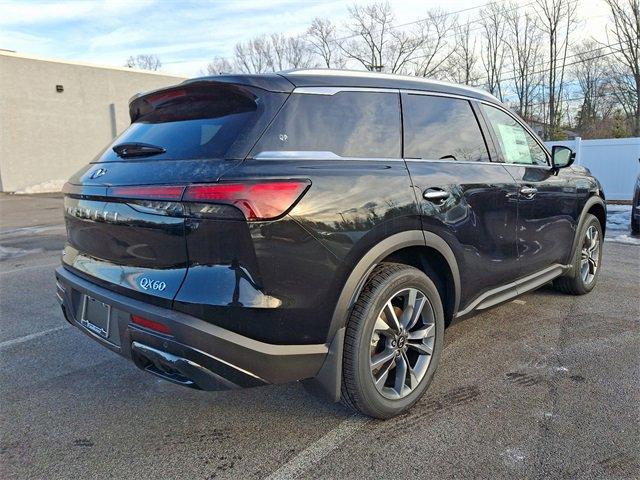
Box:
[403,94,489,162]
[98,84,286,161]
[251,91,401,158]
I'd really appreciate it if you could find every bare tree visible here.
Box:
[280,35,317,69]
[307,18,346,68]
[410,9,456,78]
[204,56,234,75]
[505,4,543,119]
[340,2,397,72]
[572,40,611,135]
[125,54,162,71]
[340,3,456,76]
[479,2,508,100]
[535,0,578,139]
[231,34,316,73]
[234,36,274,73]
[604,0,640,136]
[444,20,480,85]
[387,25,428,74]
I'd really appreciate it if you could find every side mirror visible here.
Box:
[551,145,575,169]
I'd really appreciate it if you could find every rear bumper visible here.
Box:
[55,266,328,391]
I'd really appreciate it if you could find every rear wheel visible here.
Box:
[632,209,640,236]
[341,263,444,418]
[554,214,603,295]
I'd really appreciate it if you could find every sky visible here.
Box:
[0,0,613,77]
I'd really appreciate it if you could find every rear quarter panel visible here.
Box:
[175,157,420,344]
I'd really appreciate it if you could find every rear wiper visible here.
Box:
[112,142,166,158]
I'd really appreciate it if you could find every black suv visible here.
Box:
[56,70,606,418]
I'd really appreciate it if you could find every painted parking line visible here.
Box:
[266,414,370,480]
[0,261,60,275]
[0,326,68,350]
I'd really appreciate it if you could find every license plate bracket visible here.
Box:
[80,295,111,339]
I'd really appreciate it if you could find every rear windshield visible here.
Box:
[97,83,286,162]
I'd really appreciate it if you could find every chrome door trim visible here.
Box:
[404,158,507,166]
[423,190,450,202]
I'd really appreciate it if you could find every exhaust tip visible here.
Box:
[131,342,238,391]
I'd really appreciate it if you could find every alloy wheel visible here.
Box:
[369,288,436,399]
[580,225,600,285]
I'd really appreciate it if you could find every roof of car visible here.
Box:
[184,69,501,104]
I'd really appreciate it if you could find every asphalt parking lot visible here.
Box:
[1,193,639,480]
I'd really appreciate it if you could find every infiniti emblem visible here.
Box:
[90,168,107,179]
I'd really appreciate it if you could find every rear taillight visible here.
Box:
[183,181,310,220]
[108,180,310,221]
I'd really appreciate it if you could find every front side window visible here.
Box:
[251,91,401,158]
[482,104,548,166]
[403,94,489,162]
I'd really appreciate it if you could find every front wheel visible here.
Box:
[554,214,603,295]
[341,263,444,419]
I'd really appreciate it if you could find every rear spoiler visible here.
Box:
[128,74,294,121]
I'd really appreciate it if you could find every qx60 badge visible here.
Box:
[138,277,167,292]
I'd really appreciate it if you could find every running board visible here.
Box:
[456,264,569,318]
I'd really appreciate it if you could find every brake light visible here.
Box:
[131,315,171,334]
[145,89,187,107]
[108,180,310,220]
[110,185,184,201]
[183,181,310,220]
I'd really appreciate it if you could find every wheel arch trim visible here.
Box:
[327,230,460,341]
[569,195,606,264]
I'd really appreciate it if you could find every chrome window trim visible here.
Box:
[292,86,399,95]
[252,151,404,162]
[400,89,479,103]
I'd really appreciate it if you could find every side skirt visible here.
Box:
[455,263,571,318]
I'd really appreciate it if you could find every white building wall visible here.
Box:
[0,51,186,192]
[546,137,640,201]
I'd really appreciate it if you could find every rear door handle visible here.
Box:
[423,189,450,202]
[520,186,538,197]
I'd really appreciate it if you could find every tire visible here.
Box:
[632,211,640,236]
[341,263,444,419]
[553,214,603,295]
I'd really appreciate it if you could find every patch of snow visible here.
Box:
[14,179,65,194]
[605,204,640,244]
[606,234,640,245]
[606,205,631,229]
